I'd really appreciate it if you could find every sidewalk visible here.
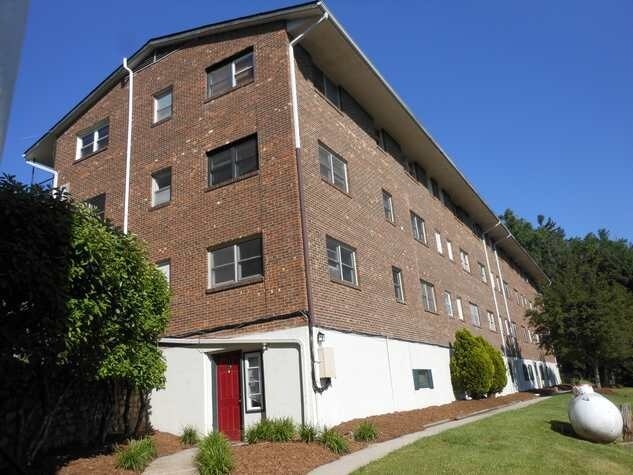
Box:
[309,396,548,475]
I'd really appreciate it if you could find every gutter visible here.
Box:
[122,58,133,234]
[25,159,58,188]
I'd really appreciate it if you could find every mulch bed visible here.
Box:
[51,392,538,474]
[55,431,183,474]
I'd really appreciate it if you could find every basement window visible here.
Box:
[76,120,109,159]
[412,369,434,390]
[207,50,254,98]
[243,352,263,412]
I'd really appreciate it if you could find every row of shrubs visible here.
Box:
[450,328,508,399]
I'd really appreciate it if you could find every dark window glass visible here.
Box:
[207,51,254,98]
[209,237,262,287]
[85,193,106,220]
[430,178,440,199]
[412,369,434,389]
[326,237,357,285]
[208,136,258,186]
[318,144,348,192]
[392,267,404,302]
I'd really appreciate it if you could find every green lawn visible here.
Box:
[355,389,633,475]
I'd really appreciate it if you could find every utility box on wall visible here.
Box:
[318,347,336,379]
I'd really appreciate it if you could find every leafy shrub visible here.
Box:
[353,421,377,442]
[180,425,200,446]
[450,328,494,399]
[477,336,508,396]
[115,437,157,472]
[196,432,233,475]
[245,418,295,443]
[299,423,318,443]
[320,428,349,454]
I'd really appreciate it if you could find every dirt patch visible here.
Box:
[232,392,536,474]
[56,431,182,475]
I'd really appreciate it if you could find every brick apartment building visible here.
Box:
[25,2,559,440]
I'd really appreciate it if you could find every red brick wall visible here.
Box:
[53,23,308,336]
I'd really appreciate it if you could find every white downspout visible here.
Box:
[122,58,134,234]
[481,229,505,355]
[25,159,58,188]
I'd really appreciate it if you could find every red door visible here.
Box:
[215,352,242,440]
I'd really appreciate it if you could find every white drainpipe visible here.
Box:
[481,222,506,355]
[122,57,134,234]
[25,159,58,188]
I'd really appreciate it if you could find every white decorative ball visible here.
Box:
[568,390,623,443]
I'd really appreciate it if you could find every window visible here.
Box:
[420,280,437,313]
[503,281,510,297]
[314,66,341,107]
[412,369,434,390]
[379,130,404,164]
[207,50,254,98]
[156,260,170,286]
[434,231,443,255]
[382,190,394,223]
[508,361,515,382]
[76,121,109,159]
[511,322,518,338]
[318,144,348,192]
[410,212,427,244]
[443,290,454,317]
[392,267,404,302]
[479,263,487,283]
[539,364,545,380]
[153,88,172,123]
[459,249,471,273]
[410,162,428,187]
[527,365,535,382]
[522,364,529,381]
[487,311,496,331]
[326,237,357,285]
[151,168,171,206]
[430,178,440,199]
[207,135,258,186]
[85,193,106,220]
[446,240,454,261]
[243,352,263,412]
[208,237,263,287]
[469,302,481,327]
[455,296,464,320]
[514,289,520,305]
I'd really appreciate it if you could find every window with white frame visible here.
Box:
[382,190,394,223]
[459,249,471,273]
[420,280,437,313]
[487,311,496,331]
[207,135,258,186]
[153,88,172,123]
[151,168,171,206]
[207,50,254,98]
[511,321,518,338]
[243,352,263,411]
[392,267,404,302]
[410,211,427,244]
[515,289,520,305]
[503,281,510,297]
[479,263,487,283]
[326,237,357,285]
[455,296,464,320]
[156,260,170,286]
[434,231,443,255]
[446,240,454,261]
[76,121,109,159]
[443,290,454,317]
[208,237,262,287]
[469,302,481,327]
[319,144,348,193]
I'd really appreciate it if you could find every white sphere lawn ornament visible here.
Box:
[568,385,623,443]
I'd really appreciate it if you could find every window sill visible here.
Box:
[151,116,172,128]
[149,201,171,211]
[329,278,361,291]
[320,177,351,198]
[204,80,254,104]
[206,170,259,192]
[414,238,430,248]
[74,146,108,164]
[423,309,440,316]
[206,275,263,294]
[396,299,407,305]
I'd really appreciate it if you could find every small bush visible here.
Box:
[320,428,349,454]
[196,432,234,475]
[245,418,295,443]
[353,421,377,442]
[299,423,318,443]
[180,425,200,446]
[450,328,494,399]
[115,437,157,472]
[477,336,508,396]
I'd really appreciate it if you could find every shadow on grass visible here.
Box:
[549,420,581,440]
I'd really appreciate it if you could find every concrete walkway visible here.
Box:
[309,396,549,475]
[144,397,548,475]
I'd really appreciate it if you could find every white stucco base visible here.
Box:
[149,324,561,437]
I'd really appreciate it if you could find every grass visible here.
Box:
[245,417,296,443]
[114,437,157,472]
[320,427,350,454]
[354,421,378,442]
[299,423,319,443]
[355,388,633,474]
[180,425,200,446]
[196,432,234,475]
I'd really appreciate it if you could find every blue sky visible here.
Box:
[2,0,632,241]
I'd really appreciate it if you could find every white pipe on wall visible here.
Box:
[122,57,134,234]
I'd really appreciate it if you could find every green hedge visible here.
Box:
[450,329,496,399]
